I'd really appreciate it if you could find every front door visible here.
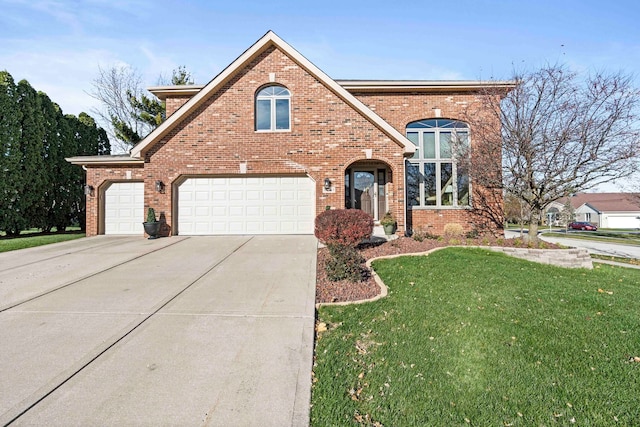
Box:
[345,169,387,220]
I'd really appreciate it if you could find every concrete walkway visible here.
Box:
[0,235,317,426]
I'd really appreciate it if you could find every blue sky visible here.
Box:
[2,0,638,118]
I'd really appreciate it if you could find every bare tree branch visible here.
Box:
[88,65,153,153]
[466,64,640,241]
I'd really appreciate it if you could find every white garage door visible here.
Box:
[104,182,144,235]
[606,215,639,229]
[178,176,315,235]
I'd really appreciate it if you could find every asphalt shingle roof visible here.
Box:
[562,193,640,213]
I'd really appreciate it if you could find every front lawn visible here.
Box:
[0,232,85,253]
[312,248,640,426]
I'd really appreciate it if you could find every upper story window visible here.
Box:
[255,85,290,131]
[405,119,471,208]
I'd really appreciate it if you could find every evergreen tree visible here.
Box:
[72,113,110,230]
[16,79,47,232]
[39,91,64,232]
[0,70,109,235]
[168,65,193,85]
[560,198,576,231]
[0,71,23,236]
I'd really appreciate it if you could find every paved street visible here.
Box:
[505,229,640,259]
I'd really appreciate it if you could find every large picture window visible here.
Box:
[406,119,470,208]
[255,85,290,131]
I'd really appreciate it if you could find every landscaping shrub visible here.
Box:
[325,244,367,282]
[314,209,373,246]
[315,209,373,282]
[465,228,480,239]
[443,223,464,238]
[411,227,439,242]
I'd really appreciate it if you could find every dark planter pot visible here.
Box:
[383,223,396,236]
[143,221,161,239]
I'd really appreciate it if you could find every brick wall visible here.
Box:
[165,96,191,117]
[85,165,145,236]
[141,45,407,236]
[83,45,503,237]
[350,91,503,235]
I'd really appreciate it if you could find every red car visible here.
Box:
[568,221,598,231]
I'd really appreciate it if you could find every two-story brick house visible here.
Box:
[68,31,513,237]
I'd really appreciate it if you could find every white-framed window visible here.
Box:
[585,212,591,222]
[255,85,290,131]
[405,119,470,208]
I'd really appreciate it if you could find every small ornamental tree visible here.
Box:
[559,198,576,231]
[315,209,373,282]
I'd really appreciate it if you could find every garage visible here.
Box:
[104,182,144,235]
[604,215,640,229]
[177,176,315,235]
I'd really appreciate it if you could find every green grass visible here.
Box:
[591,253,640,266]
[312,248,640,426]
[0,232,85,253]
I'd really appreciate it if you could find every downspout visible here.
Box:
[402,159,408,236]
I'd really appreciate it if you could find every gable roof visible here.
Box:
[130,31,415,158]
[561,193,640,213]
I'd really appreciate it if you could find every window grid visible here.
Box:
[406,119,470,208]
[255,85,291,131]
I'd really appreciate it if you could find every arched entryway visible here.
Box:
[547,207,560,226]
[344,160,392,221]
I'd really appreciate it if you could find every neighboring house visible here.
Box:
[546,193,640,229]
[68,31,513,237]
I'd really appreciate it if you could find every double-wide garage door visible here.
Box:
[606,215,640,229]
[178,177,315,235]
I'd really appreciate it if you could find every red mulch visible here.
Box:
[316,236,560,304]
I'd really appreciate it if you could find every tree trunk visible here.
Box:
[528,210,542,244]
[528,221,539,244]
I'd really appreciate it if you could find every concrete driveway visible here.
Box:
[0,235,317,426]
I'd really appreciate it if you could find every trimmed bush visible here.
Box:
[315,209,373,283]
[145,207,157,223]
[325,244,367,282]
[314,209,373,246]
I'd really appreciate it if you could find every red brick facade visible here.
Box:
[85,165,144,235]
[350,91,503,235]
[78,34,504,238]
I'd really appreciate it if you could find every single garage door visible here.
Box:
[104,182,144,235]
[178,176,315,235]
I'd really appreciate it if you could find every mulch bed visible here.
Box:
[316,236,560,304]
